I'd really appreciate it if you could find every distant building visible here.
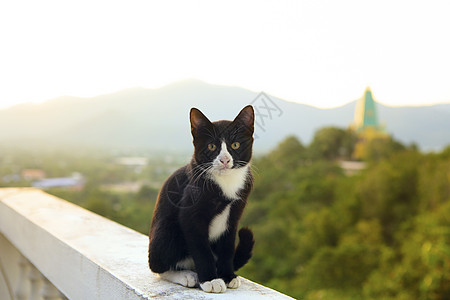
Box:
[115,157,148,173]
[32,173,85,191]
[351,87,388,160]
[21,169,46,181]
[115,157,148,166]
[339,160,366,176]
[100,182,143,193]
[352,87,384,133]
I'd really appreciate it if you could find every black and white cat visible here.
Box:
[148,105,255,293]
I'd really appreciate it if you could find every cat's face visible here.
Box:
[190,105,254,174]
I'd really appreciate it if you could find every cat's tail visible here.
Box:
[233,227,255,271]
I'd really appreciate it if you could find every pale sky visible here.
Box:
[1,0,450,109]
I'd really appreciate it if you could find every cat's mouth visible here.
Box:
[211,164,233,175]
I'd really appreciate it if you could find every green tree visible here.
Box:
[309,127,356,160]
[363,136,406,162]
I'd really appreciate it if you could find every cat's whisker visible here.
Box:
[235,160,259,176]
[232,160,256,185]
[188,162,211,176]
[234,160,251,168]
[201,166,216,191]
[190,163,213,185]
[194,166,210,183]
[249,164,260,177]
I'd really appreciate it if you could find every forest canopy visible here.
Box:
[240,130,450,299]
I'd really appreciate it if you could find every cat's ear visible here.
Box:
[233,105,254,134]
[190,108,212,136]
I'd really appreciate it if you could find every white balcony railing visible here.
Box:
[0,188,293,300]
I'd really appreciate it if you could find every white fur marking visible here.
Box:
[175,256,195,270]
[215,141,233,168]
[209,204,231,241]
[159,270,198,287]
[210,165,249,199]
[209,142,249,199]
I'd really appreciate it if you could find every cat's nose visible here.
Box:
[220,157,231,166]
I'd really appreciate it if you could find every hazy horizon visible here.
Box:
[1,79,450,111]
[1,80,449,152]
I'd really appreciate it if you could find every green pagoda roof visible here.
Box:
[353,87,380,132]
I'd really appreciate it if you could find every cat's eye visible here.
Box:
[231,142,240,150]
[208,143,217,151]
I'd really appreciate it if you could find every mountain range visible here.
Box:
[1,79,449,153]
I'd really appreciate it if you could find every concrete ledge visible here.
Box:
[0,188,293,299]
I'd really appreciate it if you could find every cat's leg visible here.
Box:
[149,221,191,275]
[159,270,198,288]
[187,244,228,293]
[179,207,227,293]
[213,225,241,289]
[149,181,191,274]
[149,228,182,274]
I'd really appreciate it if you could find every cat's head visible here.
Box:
[190,105,254,174]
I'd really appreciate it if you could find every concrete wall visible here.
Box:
[0,188,293,299]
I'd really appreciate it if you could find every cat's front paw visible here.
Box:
[159,270,198,288]
[200,278,227,293]
[179,271,198,288]
[227,276,241,289]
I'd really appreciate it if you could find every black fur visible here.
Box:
[148,105,255,285]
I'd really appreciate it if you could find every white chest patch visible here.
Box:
[209,141,250,200]
[210,165,249,199]
[208,204,231,242]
